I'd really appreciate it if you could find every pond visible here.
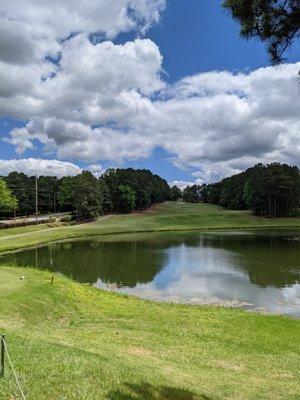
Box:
[1,230,300,317]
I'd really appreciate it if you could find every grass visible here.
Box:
[1,201,300,253]
[0,222,64,238]
[0,266,299,400]
[1,202,300,399]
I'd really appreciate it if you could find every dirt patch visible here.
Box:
[58,315,69,325]
[214,360,245,372]
[126,346,154,358]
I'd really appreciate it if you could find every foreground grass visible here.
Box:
[1,202,300,253]
[0,266,299,400]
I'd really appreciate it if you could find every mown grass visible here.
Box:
[0,222,64,238]
[1,202,300,253]
[1,202,300,399]
[0,266,299,400]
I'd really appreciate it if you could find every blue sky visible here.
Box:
[0,0,299,183]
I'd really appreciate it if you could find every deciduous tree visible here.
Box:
[0,178,18,215]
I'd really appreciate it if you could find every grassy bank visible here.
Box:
[1,202,300,253]
[1,202,300,399]
[0,266,299,400]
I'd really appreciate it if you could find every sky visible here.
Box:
[0,0,299,186]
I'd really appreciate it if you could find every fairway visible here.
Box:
[1,202,300,253]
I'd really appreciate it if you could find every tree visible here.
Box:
[200,183,209,203]
[243,163,300,216]
[0,178,18,215]
[116,185,135,213]
[98,179,113,213]
[5,172,35,216]
[38,176,58,213]
[102,168,171,212]
[74,171,103,221]
[223,0,300,63]
[57,176,77,212]
[219,173,248,210]
[170,185,182,201]
[207,182,224,205]
[2,167,172,218]
[183,185,201,203]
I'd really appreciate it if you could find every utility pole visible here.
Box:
[35,175,38,225]
[53,193,56,214]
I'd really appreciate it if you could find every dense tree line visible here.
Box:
[0,169,182,221]
[100,168,174,213]
[1,163,299,220]
[183,163,300,217]
[182,185,202,203]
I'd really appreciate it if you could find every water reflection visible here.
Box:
[1,230,300,316]
[199,233,300,288]
[2,240,168,287]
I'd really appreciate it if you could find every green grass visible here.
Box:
[1,202,300,399]
[0,222,65,238]
[0,266,299,400]
[1,202,300,253]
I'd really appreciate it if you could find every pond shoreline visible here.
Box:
[1,220,300,255]
[2,227,300,318]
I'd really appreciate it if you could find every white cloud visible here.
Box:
[3,128,35,154]
[0,0,299,183]
[3,61,300,183]
[0,19,38,65]
[86,164,105,178]
[0,0,166,61]
[0,159,82,178]
[169,180,194,190]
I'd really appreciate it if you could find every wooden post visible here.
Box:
[0,334,5,378]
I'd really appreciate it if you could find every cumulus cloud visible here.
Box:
[0,0,166,60]
[3,128,35,154]
[3,60,300,182]
[0,159,82,178]
[4,0,165,38]
[86,164,106,178]
[169,180,195,190]
[0,19,38,65]
[1,0,299,183]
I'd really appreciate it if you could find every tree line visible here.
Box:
[1,163,299,220]
[0,169,182,221]
[182,163,300,217]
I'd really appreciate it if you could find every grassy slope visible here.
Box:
[0,222,64,238]
[0,266,299,400]
[1,202,300,253]
[1,202,300,399]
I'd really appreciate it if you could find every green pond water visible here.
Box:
[1,230,300,316]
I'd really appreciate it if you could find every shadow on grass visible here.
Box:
[108,382,213,400]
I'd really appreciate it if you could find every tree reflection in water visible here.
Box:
[1,230,300,296]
